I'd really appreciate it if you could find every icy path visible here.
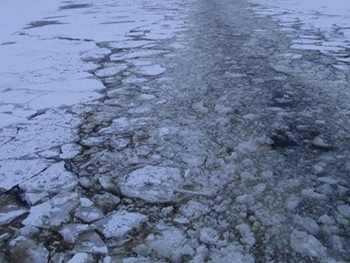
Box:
[1,0,350,262]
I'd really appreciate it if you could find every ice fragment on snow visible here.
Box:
[290,230,326,258]
[94,210,147,239]
[119,165,183,203]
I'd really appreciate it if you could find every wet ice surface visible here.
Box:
[1,0,350,262]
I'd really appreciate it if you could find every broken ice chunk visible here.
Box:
[119,165,183,203]
[0,208,28,227]
[8,237,49,263]
[337,205,350,219]
[290,230,326,258]
[73,231,108,254]
[146,226,194,262]
[236,223,256,248]
[199,228,219,245]
[59,224,92,244]
[19,162,78,204]
[94,210,147,239]
[22,192,80,228]
[74,205,104,223]
[67,253,93,263]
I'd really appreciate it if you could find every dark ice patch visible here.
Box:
[270,132,299,149]
[59,4,93,10]
[24,21,64,29]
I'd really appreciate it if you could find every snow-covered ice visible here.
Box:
[0,0,349,261]
[119,165,183,203]
[94,210,147,239]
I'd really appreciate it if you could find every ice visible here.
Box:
[22,191,80,228]
[290,230,327,258]
[337,205,350,220]
[146,225,194,262]
[67,253,92,263]
[8,237,49,263]
[74,205,105,223]
[180,201,210,220]
[119,165,183,203]
[60,143,82,159]
[0,208,28,226]
[294,215,320,235]
[101,117,152,133]
[138,64,166,76]
[0,159,49,192]
[199,227,219,245]
[236,223,256,248]
[94,210,147,239]
[59,224,92,244]
[74,231,108,255]
[208,244,255,263]
[19,162,78,204]
[95,65,128,78]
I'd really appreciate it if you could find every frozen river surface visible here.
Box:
[0,0,349,262]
